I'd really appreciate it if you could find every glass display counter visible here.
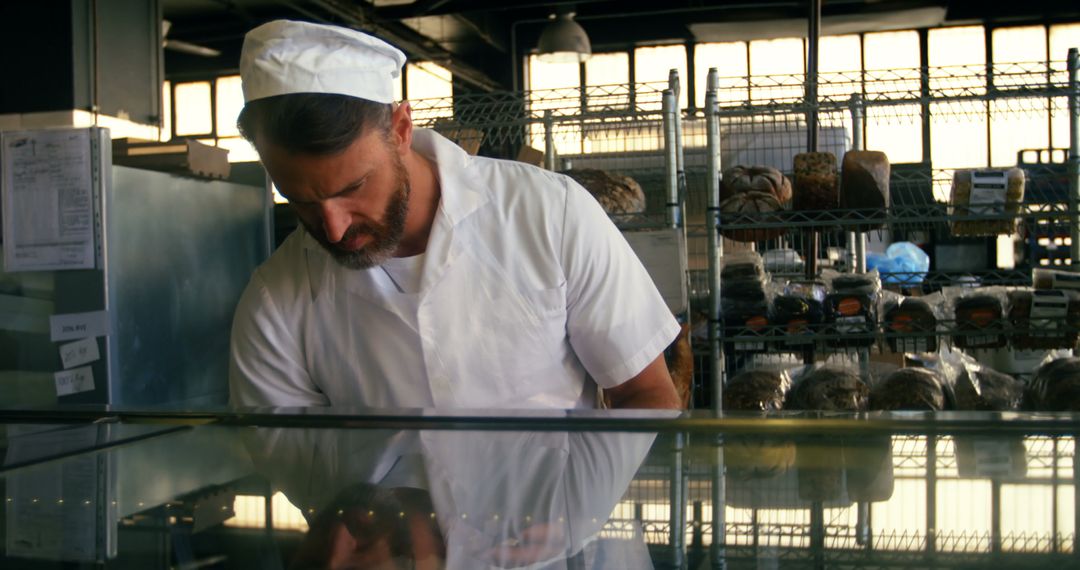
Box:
[0,407,1078,569]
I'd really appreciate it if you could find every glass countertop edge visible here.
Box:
[1,405,1080,434]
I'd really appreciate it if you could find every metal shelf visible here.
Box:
[718,318,1078,352]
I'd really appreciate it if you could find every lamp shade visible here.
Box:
[537,13,591,63]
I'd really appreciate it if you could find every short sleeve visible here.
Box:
[559,177,680,388]
[229,270,330,406]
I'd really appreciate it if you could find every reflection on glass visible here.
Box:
[245,429,657,569]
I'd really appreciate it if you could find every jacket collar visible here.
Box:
[410,128,489,226]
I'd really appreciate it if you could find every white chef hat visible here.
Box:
[240,20,406,104]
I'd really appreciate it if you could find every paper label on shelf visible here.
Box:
[1,129,96,272]
[836,315,870,335]
[896,337,930,354]
[1051,271,1080,290]
[734,341,765,352]
[972,439,1015,477]
[59,337,100,369]
[1030,290,1068,336]
[54,366,94,397]
[968,334,1000,347]
[49,310,109,342]
[968,170,1008,216]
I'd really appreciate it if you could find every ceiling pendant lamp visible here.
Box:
[536,11,592,63]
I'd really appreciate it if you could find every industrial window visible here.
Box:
[694,41,749,108]
[527,55,582,155]
[634,44,689,109]
[584,52,629,87]
[862,31,921,164]
[406,61,453,103]
[167,76,258,162]
[160,81,172,143]
[990,26,1050,167]
[1050,24,1080,148]
[748,37,804,104]
[929,26,988,178]
[818,34,862,102]
[173,81,213,136]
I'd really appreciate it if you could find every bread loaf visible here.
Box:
[723,370,789,411]
[825,293,877,348]
[884,298,938,354]
[840,150,890,230]
[792,152,839,215]
[949,168,1025,236]
[1024,357,1080,411]
[870,368,948,411]
[954,294,1006,350]
[561,168,646,215]
[719,192,787,242]
[771,280,826,346]
[786,367,869,411]
[1008,289,1080,350]
[721,165,792,203]
[954,366,1023,411]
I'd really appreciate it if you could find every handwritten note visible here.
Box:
[54,366,95,397]
[1,128,96,272]
[49,310,110,342]
[59,337,101,369]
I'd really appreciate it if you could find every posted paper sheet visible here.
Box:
[2,129,96,272]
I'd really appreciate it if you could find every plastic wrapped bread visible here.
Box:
[949,168,1025,237]
[870,368,950,411]
[792,152,839,213]
[770,280,827,347]
[840,150,890,230]
[1008,288,1080,350]
[785,366,869,411]
[883,297,939,354]
[723,369,790,411]
[954,361,1023,411]
[1024,357,1080,411]
[953,291,1007,350]
[823,272,881,348]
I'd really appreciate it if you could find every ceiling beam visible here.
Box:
[291,0,504,91]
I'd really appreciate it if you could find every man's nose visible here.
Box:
[319,201,351,243]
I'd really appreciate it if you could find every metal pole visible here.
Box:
[543,109,557,171]
[1068,48,1079,264]
[669,433,686,570]
[847,94,867,273]
[706,68,727,568]
[705,68,724,413]
[806,0,820,153]
[664,89,680,228]
[670,68,686,228]
[804,0,822,282]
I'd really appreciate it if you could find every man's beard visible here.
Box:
[303,155,410,270]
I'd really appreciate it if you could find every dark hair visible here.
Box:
[237,93,392,155]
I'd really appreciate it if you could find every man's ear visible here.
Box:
[389,102,414,155]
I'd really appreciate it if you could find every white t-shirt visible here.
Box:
[229,129,679,409]
[380,252,425,294]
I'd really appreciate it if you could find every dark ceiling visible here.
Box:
[162,0,1080,91]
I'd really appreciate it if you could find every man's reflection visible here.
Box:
[244,428,659,570]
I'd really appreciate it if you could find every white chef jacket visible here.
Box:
[229,128,679,409]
